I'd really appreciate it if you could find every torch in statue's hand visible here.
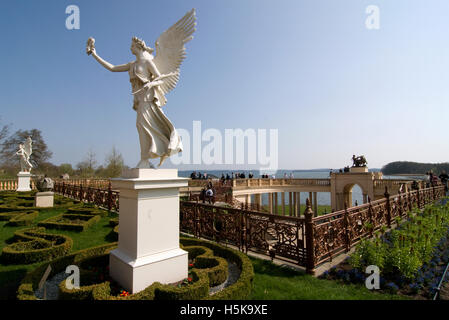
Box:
[86,37,96,55]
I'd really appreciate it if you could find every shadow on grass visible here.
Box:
[0,268,28,300]
[250,257,305,278]
[104,229,118,242]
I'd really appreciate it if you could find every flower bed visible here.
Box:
[320,201,449,298]
[38,213,101,232]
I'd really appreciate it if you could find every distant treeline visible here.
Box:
[381,161,449,175]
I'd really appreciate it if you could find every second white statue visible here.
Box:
[87,9,196,168]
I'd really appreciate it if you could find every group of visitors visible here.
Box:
[260,174,276,179]
[200,181,216,204]
[190,171,208,180]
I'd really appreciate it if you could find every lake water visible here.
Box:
[179,169,414,207]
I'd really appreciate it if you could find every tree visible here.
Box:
[58,163,74,176]
[0,128,52,171]
[103,147,125,178]
[0,117,9,146]
[76,149,97,178]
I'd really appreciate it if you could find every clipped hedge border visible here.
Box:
[8,210,39,226]
[17,242,118,300]
[179,238,254,300]
[1,227,73,265]
[38,214,101,232]
[17,237,254,300]
[183,245,228,287]
[67,206,108,217]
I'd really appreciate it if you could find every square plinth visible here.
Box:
[17,172,31,192]
[109,169,189,294]
[109,248,188,294]
[35,191,54,207]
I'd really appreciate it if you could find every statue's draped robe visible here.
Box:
[129,60,183,161]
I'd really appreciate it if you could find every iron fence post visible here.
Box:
[384,187,391,228]
[304,198,316,275]
[343,202,351,252]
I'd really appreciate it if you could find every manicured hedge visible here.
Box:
[1,227,73,265]
[67,206,108,217]
[17,242,118,300]
[183,245,228,287]
[179,238,255,300]
[38,214,101,232]
[8,210,39,226]
[17,237,254,300]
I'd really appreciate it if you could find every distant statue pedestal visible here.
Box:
[109,169,189,294]
[17,172,32,192]
[350,166,368,173]
[35,192,54,207]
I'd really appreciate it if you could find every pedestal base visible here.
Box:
[109,169,189,294]
[17,172,31,192]
[35,191,54,207]
[109,248,188,294]
[349,166,369,173]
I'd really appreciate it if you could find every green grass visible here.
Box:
[0,194,117,299]
[248,257,408,300]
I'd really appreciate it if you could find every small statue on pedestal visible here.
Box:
[16,137,33,172]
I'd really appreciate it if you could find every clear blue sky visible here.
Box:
[0,0,448,171]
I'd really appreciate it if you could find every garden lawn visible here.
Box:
[248,257,408,300]
[0,198,117,300]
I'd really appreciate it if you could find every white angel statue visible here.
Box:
[16,136,33,172]
[87,9,196,168]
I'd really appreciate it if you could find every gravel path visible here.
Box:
[209,261,241,295]
[34,271,70,300]
[35,259,241,299]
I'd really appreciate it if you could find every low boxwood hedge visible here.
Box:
[38,214,101,232]
[179,238,254,300]
[17,237,254,300]
[66,206,108,217]
[17,242,118,300]
[8,210,39,226]
[183,245,228,287]
[1,227,73,265]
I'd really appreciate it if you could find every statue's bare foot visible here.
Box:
[157,155,168,167]
[136,159,155,169]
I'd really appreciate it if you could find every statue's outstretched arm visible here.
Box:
[91,49,130,72]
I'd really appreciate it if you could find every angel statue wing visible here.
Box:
[152,9,196,101]
[23,137,32,160]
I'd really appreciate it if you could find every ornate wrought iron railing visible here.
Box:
[179,201,307,266]
[53,181,119,212]
[50,180,446,273]
[309,185,446,271]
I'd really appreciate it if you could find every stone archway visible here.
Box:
[330,170,376,211]
[342,183,365,208]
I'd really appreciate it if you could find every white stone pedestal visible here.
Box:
[35,191,54,207]
[17,172,32,192]
[109,169,189,294]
